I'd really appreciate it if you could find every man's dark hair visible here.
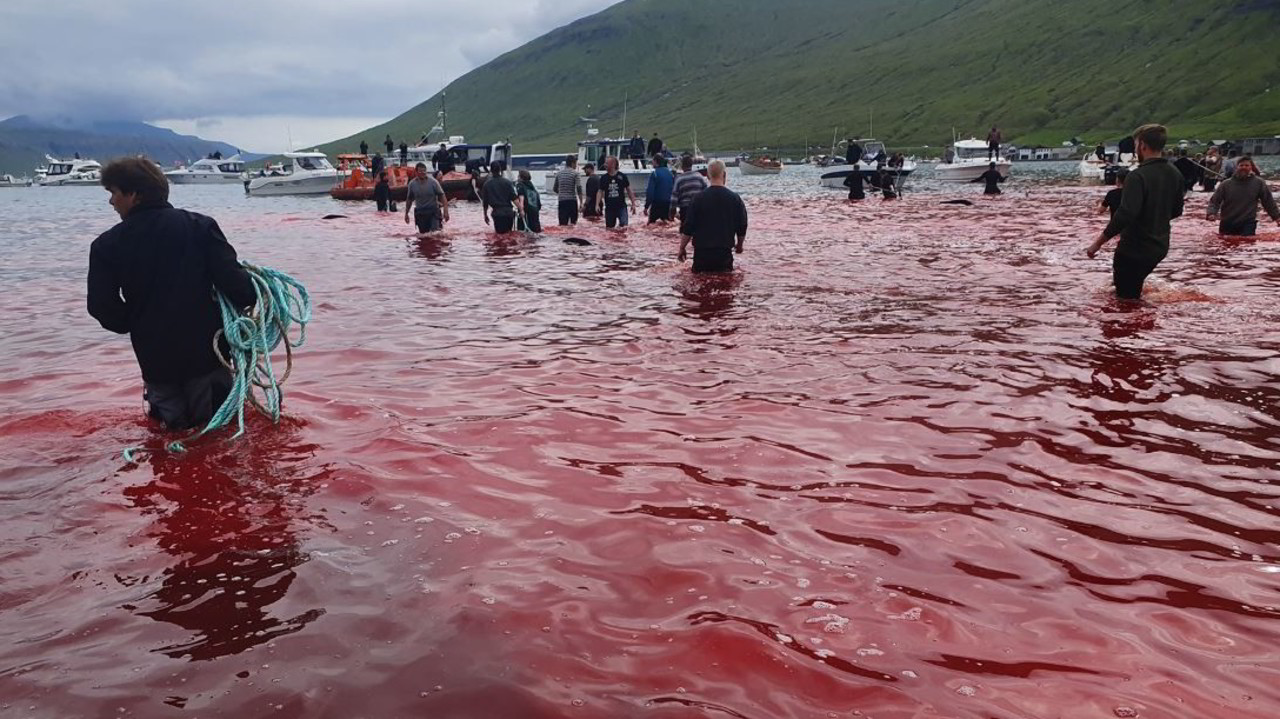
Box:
[415,162,428,170]
[1133,124,1168,152]
[583,163,595,172]
[566,155,577,166]
[489,161,503,175]
[655,155,667,168]
[681,154,693,171]
[100,156,169,204]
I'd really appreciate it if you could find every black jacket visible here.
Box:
[88,203,255,384]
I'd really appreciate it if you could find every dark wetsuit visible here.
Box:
[1101,157,1184,299]
[374,179,391,211]
[1101,187,1122,218]
[844,171,865,200]
[973,169,1005,195]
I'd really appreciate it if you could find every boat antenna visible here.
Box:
[287,124,293,152]
[869,108,873,138]
[621,92,628,137]
[441,90,447,135]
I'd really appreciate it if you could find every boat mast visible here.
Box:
[442,91,447,136]
[621,92,628,137]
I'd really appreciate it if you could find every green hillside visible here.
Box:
[322,0,1280,157]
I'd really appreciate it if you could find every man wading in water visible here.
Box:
[404,162,449,233]
[1085,124,1184,300]
[88,157,255,430]
[1206,156,1280,236]
[678,160,748,273]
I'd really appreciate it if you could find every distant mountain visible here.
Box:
[321,0,1280,157]
[0,116,266,175]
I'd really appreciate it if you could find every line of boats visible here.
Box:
[1,135,1027,195]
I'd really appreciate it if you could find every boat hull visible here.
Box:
[738,162,782,176]
[167,173,245,185]
[246,172,339,196]
[329,172,484,202]
[934,160,1012,183]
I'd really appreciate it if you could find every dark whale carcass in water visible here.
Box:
[563,237,592,246]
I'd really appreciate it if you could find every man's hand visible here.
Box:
[1085,232,1107,259]
[735,241,744,254]
[443,209,450,223]
[1206,212,1217,222]
[483,213,490,226]
[677,247,687,262]
[404,213,410,225]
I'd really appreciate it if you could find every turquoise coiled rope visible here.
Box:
[122,263,310,462]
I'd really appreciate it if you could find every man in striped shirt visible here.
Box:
[670,154,710,221]
[554,155,585,226]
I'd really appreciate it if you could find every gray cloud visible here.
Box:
[0,0,620,121]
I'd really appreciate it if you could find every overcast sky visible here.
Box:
[0,0,620,151]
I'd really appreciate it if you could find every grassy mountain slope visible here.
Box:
[323,0,1280,156]
[0,117,259,175]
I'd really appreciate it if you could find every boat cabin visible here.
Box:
[399,137,512,174]
[190,157,246,173]
[280,152,334,174]
[45,162,74,177]
[950,139,993,162]
[576,138,636,167]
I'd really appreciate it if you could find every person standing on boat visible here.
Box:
[972,162,1005,195]
[645,155,675,224]
[384,134,395,155]
[370,151,385,180]
[671,154,710,220]
[1085,124,1185,300]
[986,126,1002,161]
[647,133,664,164]
[1206,157,1280,236]
[582,164,601,219]
[481,161,523,235]
[598,156,637,228]
[87,157,256,431]
[678,160,748,273]
[554,155,585,226]
[359,139,369,156]
[846,138,863,166]
[398,141,408,167]
[404,163,449,233]
[629,132,646,169]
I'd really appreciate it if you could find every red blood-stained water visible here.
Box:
[2,175,1279,719]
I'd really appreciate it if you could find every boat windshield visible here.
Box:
[294,157,333,171]
[862,142,886,158]
[955,145,989,160]
[218,163,244,173]
[47,163,72,175]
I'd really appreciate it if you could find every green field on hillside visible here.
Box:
[322,0,1280,158]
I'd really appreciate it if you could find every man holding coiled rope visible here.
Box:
[88,157,256,431]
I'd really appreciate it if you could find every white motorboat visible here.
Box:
[818,139,918,188]
[1,174,32,187]
[38,155,103,186]
[934,139,1012,183]
[1079,148,1137,182]
[245,152,340,196]
[738,155,783,176]
[543,133,654,197]
[166,154,248,184]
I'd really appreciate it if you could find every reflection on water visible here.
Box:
[123,434,325,661]
[1,170,1279,718]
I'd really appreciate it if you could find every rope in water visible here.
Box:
[122,263,310,462]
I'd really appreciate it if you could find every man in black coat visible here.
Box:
[88,157,256,430]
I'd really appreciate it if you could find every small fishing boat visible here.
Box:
[737,154,783,176]
[245,152,339,196]
[165,154,249,184]
[934,139,1012,183]
[0,174,32,187]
